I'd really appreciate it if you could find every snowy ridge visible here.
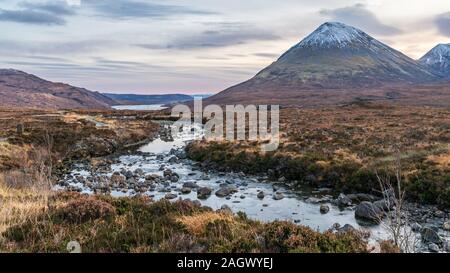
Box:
[420,44,450,66]
[295,22,395,54]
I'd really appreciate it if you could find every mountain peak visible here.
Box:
[420,43,450,76]
[296,22,372,49]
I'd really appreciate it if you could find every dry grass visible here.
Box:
[0,182,49,247]
[177,212,236,236]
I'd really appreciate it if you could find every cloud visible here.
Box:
[0,1,76,25]
[20,1,76,15]
[0,39,112,55]
[86,0,215,19]
[137,23,280,50]
[435,12,450,37]
[253,53,279,58]
[320,3,402,36]
[0,9,66,25]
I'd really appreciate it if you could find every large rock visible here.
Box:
[320,204,330,214]
[373,199,393,211]
[337,193,352,207]
[347,193,377,203]
[215,188,233,198]
[355,201,384,223]
[337,224,356,234]
[428,243,440,253]
[183,182,198,189]
[421,227,443,244]
[197,187,212,200]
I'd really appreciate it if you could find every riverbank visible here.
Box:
[186,105,450,208]
[1,105,448,253]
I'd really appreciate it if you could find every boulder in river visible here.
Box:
[355,201,384,223]
[320,204,330,214]
[444,241,450,252]
[197,187,212,199]
[337,224,356,234]
[337,193,352,207]
[215,188,233,198]
[165,193,178,200]
[411,222,422,233]
[181,187,192,194]
[428,243,440,253]
[257,191,265,199]
[421,227,443,244]
[183,182,198,189]
[443,221,450,231]
[273,192,284,200]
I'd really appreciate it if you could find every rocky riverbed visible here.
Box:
[56,122,449,253]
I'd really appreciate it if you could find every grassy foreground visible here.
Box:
[0,188,369,253]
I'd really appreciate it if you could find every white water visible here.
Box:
[59,122,389,242]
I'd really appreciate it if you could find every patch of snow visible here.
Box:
[297,22,373,48]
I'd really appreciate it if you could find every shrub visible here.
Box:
[54,196,116,224]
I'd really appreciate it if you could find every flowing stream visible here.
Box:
[57,120,390,243]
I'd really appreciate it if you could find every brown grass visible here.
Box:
[177,212,236,236]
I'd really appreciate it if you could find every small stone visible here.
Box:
[428,243,440,253]
[444,241,450,252]
[320,204,330,214]
[273,192,284,200]
[337,193,352,207]
[183,182,198,188]
[443,221,450,231]
[411,222,422,233]
[257,191,265,199]
[332,223,341,230]
[163,169,173,177]
[218,205,232,214]
[338,224,355,233]
[165,193,178,200]
[181,187,191,194]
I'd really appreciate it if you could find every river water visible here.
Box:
[57,119,390,244]
[55,105,450,252]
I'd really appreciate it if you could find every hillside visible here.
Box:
[0,69,116,109]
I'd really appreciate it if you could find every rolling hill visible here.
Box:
[0,69,116,109]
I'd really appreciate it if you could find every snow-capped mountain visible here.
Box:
[295,22,385,49]
[206,22,441,106]
[419,43,450,76]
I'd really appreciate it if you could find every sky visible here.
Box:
[1,0,450,94]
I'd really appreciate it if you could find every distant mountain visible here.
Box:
[0,69,116,109]
[206,22,444,106]
[104,93,193,105]
[420,43,450,77]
